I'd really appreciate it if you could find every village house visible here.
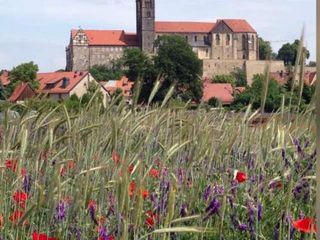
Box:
[100,76,134,98]
[1,71,110,106]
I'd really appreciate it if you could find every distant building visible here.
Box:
[101,76,134,98]
[8,82,36,103]
[0,70,10,87]
[66,0,259,71]
[6,71,110,106]
[202,82,234,105]
[37,71,110,105]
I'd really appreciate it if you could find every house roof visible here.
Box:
[155,21,216,33]
[214,19,257,33]
[203,83,234,104]
[71,30,138,46]
[37,71,89,94]
[0,70,10,86]
[9,82,35,102]
[102,76,134,97]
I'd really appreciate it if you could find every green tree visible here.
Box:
[154,35,203,101]
[231,68,247,87]
[8,62,39,90]
[208,97,220,107]
[277,40,310,65]
[122,48,155,81]
[258,37,273,60]
[232,74,283,112]
[89,60,123,82]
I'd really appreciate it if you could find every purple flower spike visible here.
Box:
[258,202,263,221]
[204,198,221,220]
[23,175,32,193]
[55,201,67,221]
[98,226,108,240]
[203,185,211,201]
[179,203,188,217]
[238,223,248,232]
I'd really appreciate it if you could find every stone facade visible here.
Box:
[66,1,261,79]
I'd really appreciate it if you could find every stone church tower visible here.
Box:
[136,0,155,54]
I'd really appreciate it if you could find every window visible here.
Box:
[216,34,220,45]
[194,36,198,42]
[242,34,247,50]
[145,1,152,8]
[243,54,246,59]
[147,11,151,17]
[226,34,231,46]
[185,36,188,41]
[251,35,255,49]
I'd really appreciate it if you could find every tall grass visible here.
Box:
[0,32,316,240]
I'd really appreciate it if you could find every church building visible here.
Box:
[66,0,259,72]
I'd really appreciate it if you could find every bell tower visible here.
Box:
[136,0,155,54]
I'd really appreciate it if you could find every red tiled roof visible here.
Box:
[214,19,257,33]
[103,76,134,97]
[9,82,35,102]
[203,83,234,104]
[155,21,215,33]
[0,70,10,86]
[270,72,289,85]
[37,71,89,94]
[71,30,138,46]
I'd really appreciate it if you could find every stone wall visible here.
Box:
[203,59,245,78]
[245,60,285,85]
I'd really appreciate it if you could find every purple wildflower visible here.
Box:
[23,175,32,193]
[88,201,98,225]
[98,226,108,240]
[203,185,211,201]
[238,223,248,232]
[176,168,184,186]
[213,185,224,195]
[179,203,188,217]
[55,201,67,221]
[274,222,280,240]
[204,198,221,220]
[258,202,262,221]
[247,202,255,233]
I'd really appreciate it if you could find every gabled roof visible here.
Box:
[37,71,89,94]
[155,21,215,33]
[0,70,11,86]
[213,19,257,33]
[9,82,35,102]
[203,83,234,104]
[71,30,138,46]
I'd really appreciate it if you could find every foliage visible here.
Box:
[122,48,155,82]
[232,74,283,112]
[231,68,247,87]
[89,60,123,81]
[277,40,310,65]
[111,88,124,105]
[212,74,235,85]
[154,35,203,102]
[258,37,273,60]
[207,97,220,107]
[8,61,40,91]
[308,61,316,67]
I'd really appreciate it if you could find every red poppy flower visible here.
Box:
[5,159,18,172]
[88,200,97,210]
[0,215,3,228]
[21,168,27,177]
[98,236,114,240]
[293,218,317,234]
[145,210,158,228]
[149,169,159,178]
[141,190,149,199]
[13,191,28,209]
[128,164,134,174]
[129,181,135,197]
[32,232,58,240]
[234,170,247,183]
[112,151,120,164]
[9,210,24,223]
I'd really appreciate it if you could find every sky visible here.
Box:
[0,0,316,72]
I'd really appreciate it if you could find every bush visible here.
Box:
[208,97,220,107]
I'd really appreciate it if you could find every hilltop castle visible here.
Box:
[66,0,259,72]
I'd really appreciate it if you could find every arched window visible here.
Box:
[226,34,231,46]
[216,34,220,45]
[242,34,247,50]
[251,35,255,49]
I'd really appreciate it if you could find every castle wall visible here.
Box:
[203,59,245,78]
[245,60,285,85]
